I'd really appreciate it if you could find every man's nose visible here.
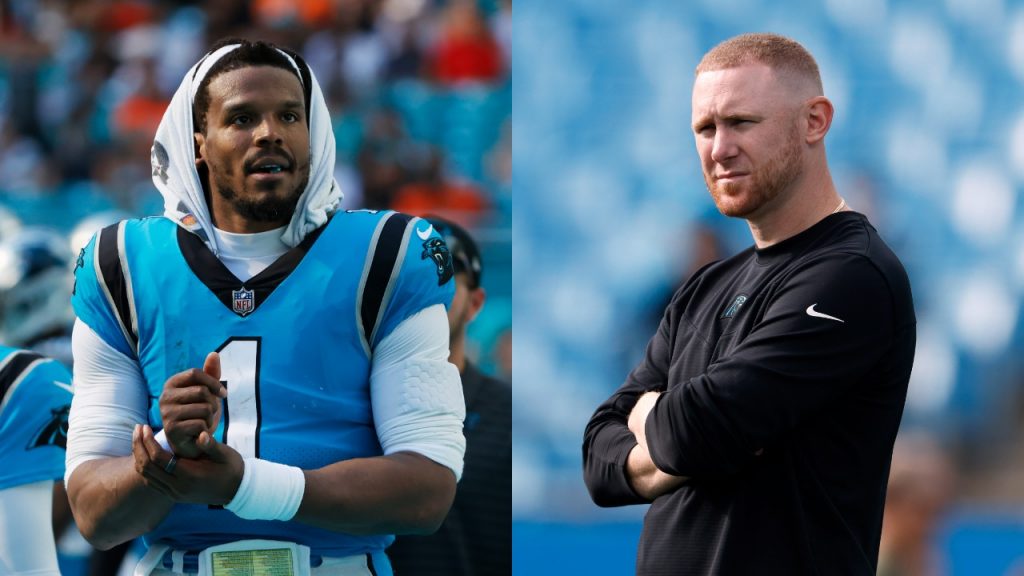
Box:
[254,117,284,145]
[710,130,738,163]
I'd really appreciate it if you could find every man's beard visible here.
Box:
[705,127,803,218]
[219,170,310,224]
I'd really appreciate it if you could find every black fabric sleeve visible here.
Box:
[582,293,678,507]
[646,254,898,477]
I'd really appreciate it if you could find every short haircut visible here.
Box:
[192,38,309,134]
[695,33,823,93]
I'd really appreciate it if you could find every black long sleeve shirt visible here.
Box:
[583,212,916,575]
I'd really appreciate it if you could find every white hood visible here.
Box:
[149,42,341,254]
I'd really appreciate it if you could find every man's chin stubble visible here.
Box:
[224,175,309,224]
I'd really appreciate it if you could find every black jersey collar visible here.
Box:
[178,219,329,317]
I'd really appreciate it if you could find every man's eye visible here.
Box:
[283,112,299,123]
[232,115,250,125]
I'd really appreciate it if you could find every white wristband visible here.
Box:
[225,457,306,521]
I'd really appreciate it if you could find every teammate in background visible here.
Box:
[0,228,77,367]
[583,33,916,575]
[0,227,79,561]
[69,210,135,258]
[0,344,73,575]
[388,217,511,576]
[0,223,140,576]
[66,38,465,576]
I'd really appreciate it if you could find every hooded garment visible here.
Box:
[149,42,341,255]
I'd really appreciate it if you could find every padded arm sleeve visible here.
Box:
[370,304,466,480]
[65,319,148,486]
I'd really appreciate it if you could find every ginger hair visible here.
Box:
[696,33,823,94]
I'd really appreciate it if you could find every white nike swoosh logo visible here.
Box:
[416,224,434,240]
[806,304,844,323]
[52,380,74,393]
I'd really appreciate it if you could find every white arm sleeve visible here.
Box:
[65,318,149,486]
[371,304,466,480]
[0,480,60,575]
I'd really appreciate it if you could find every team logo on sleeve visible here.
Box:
[232,287,255,316]
[421,238,454,286]
[29,404,70,450]
[72,247,85,295]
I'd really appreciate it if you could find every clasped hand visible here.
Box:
[160,352,225,458]
[132,352,243,505]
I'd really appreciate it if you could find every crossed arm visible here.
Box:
[625,391,688,500]
[584,254,901,508]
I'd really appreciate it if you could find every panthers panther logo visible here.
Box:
[421,238,454,286]
[72,247,85,296]
[30,404,70,450]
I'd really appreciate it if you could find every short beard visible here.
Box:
[219,172,310,224]
[705,126,803,218]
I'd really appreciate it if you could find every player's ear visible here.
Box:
[804,96,833,145]
[467,286,486,323]
[194,132,206,168]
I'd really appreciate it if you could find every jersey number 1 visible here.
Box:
[216,337,262,458]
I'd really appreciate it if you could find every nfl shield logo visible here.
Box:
[232,287,255,316]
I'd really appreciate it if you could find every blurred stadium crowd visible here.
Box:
[515,0,1024,574]
[0,1,509,572]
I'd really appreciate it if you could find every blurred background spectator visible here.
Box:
[879,432,957,576]
[515,0,1024,574]
[0,1,509,574]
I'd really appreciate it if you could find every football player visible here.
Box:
[0,227,76,367]
[0,227,83,574]
[0,344,73,575]
[66,39,465,576]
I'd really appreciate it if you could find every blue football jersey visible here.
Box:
[0,345,73,490]
[72,210,455,558]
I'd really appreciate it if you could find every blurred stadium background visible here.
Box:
[516,0,1024,574]
[0,0,509,573]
